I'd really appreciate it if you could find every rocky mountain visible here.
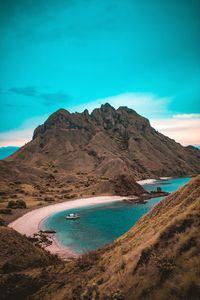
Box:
[1,175,200,299]
[0,103,199,215]
[5,104,200,179]
[0,103,199,212]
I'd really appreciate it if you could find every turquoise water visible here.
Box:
[43,177,191,254]
[143,177,191,193]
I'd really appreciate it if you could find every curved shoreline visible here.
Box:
[8,195,128,260]
[136,178,158,185]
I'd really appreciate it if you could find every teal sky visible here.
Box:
[0,0,200,146]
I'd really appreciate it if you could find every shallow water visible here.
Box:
[43,177,191,254]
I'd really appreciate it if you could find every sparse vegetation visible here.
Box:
[0,208,12,215]
[77,251,99,270]
[7,199,27,209]
[0,143,199,300]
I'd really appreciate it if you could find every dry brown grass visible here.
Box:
[1,176,200,300]
[44,175,200,300]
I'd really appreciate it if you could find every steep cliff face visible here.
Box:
[5,104,200,179]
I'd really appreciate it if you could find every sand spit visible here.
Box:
[9,196,128,259]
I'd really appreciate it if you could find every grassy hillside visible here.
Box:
[1,175,200,299]
[0,227,60,300]
[34,175,200,300]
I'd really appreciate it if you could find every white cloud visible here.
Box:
[173,113,200,119]
[0,128,33,147]
[1,93,199,147]
[73,93,171,118]
[0,114,48,147]
[151,118,200,146]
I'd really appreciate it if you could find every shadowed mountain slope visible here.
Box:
[0,227,58,273]
[0,227,60,300]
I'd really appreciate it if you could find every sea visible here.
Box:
[43,176,191,254]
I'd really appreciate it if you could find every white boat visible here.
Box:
[66,213,80,220]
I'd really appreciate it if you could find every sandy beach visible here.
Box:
[137,178,158,185]
[8,195,127,260]
[137,177,173,184]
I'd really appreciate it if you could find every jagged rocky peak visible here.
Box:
[83,109,89,117]
[6,103,200,178]
[91,103,116,116]
[33,108,75,139]
[117,106,138,115]
[100,102,116,112]
[90,103,118,129]
[116,106,151,133]
[33,103,152,139]
[46,108,71,123]
[89,103,149,131]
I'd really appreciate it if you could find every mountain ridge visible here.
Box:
[6,104,200,180]
[0,104,199,214]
